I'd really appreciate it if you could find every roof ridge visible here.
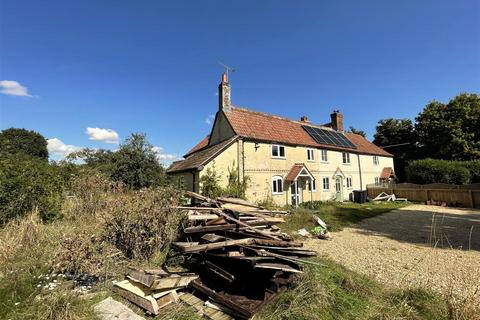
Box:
[231,105,331,130]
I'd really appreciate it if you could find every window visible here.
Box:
[272,176,283,194]
[342,152,350,164]
[271,145,285,158]
[374,177,380,185]
[321,149,328,162]
[373,156,379,165]
[307,148,315,161]
[322,177,330,191]
[308,179,316,192]
[346,176,353,189]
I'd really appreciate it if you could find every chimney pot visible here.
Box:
[300,116,309,123]
[222,72,228,83]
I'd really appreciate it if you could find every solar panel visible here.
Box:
[302,125,357,149]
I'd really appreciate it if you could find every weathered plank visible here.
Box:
[112,280,159,315]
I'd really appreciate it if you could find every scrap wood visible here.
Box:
[188,213,220,221]
[204,260,236,283]
[189,279,254,320]
[253,262,303,273]
[173,238,256,253]
[180,293,234,320]
[112,280,159,315]
[216,197,262,209]
[94,297,146,320]
[185,191,220,207]
[215,210,280,240]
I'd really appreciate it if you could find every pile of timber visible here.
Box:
[171,192,318,319]
[112,267,198,316]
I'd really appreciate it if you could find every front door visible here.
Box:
[335,176,343,202]
[290,181,302,207]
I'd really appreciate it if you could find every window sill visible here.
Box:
[272,192,283,196]
[307,160,316,162]
[271,157,286,160]
[320,161,329,164]
[342,163,351,165]
[322,190,330,192]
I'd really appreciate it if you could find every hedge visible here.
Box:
[405,159,478,185]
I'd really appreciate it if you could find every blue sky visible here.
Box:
[1,1,479,162]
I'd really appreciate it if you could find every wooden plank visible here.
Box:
[188,214,220,221]
[215,210,279,240]
[205,260,235,283]
[216,197,261,208]
[112,280,159,315]
[173,238,255,253]
[184,218,283,234]
[155,290,178,309]
[201,233,227,242]
[189,279,253,319]
[180,293,234,320]
[254,263,303,273]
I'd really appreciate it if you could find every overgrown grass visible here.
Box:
[281,201,409,233]
[258,258,454,320]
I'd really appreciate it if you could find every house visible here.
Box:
[167,74,394,206]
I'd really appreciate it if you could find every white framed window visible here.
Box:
[374,177,380,185]
[320,149,328,162]
[373,156,379,165]
[346,176,353,189]
[272,176,284,194]
[307,148,315,161]
[271,145,286,158]
[342,152,351,164]
[322,177,330,191]
[307,179,316,192]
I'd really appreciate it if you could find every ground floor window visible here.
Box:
[346,176,353,188]
[272,176,283,194]
[322,177,330,191]
[374,177,380,185]
[308,179,316,192]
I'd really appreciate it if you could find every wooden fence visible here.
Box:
[366,183,480,209]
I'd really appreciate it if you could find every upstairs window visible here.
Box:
[346,176,353,189]
[373,155,379,165]
[342,152,351,164]
[322,177,330,191]
[321,149,328,162]
[307,148,315,161]
[272,176,284,194]
[308,179,316,192]
[271,145,286,158]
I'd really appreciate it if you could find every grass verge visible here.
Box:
[280,201,408,233]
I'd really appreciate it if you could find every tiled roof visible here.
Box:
[224,107,392,157]
[166,137,237,173]
[380,167,396,179]
[184,135,210,157]
[285,163,314,182]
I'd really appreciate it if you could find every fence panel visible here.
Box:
[367,184,480,209]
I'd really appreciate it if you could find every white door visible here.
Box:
[290,181,301,207]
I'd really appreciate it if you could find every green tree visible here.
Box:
[67,133,165,189]
[0,128,48,160]
[224,161,250,199]
[0,157,68,224]
[373,119,417,182]
[347,126,366,138]
[199,166,222,199]
[415,93,480,160]
[406,159,470,185]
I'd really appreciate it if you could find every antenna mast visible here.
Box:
[218,61,236,78]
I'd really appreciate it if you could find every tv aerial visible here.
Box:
[218,61,236,78]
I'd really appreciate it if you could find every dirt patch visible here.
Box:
[304,204,480,302]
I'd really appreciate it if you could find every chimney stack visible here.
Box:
[300,116,310,123]
[330,110,344,132]
[218,73,231,111]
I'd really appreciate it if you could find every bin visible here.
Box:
[353,190,368,203]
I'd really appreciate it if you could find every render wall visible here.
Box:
[200,142,238,188]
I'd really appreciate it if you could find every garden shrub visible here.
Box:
[406,159,471,184]
[0,157,68,224]
[463,160,480,183]
[223,161,250,199]
[101,186,185,260]
[199,166,223,199]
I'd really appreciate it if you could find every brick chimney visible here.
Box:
[218,73,231,111]
[300,116,310,123]
[330,110,344,132]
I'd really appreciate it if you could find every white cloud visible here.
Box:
[205,114,215,125]
[47,138,82,159]
[0,80,33,97]
[152,146,179,164]
[86,127,119,144]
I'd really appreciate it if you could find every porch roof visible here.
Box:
[380,167,396,179]
[285,163,315,182]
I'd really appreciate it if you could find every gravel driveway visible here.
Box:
[304,204,480,302]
